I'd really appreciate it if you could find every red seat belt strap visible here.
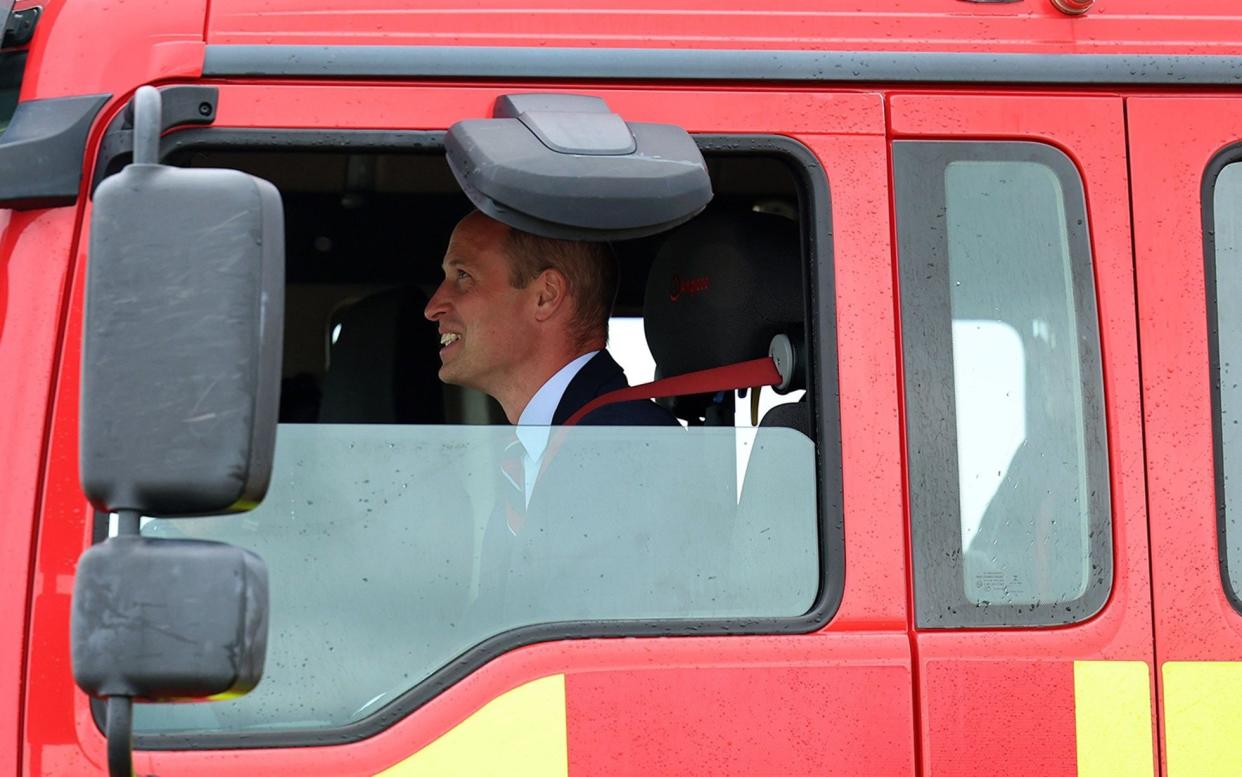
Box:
[564,356,783,426]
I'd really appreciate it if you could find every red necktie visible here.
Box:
[500,436,526,535]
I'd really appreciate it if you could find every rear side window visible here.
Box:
[895,141,1111,628]
[1205,155,1242,611]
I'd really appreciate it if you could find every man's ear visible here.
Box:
[532,268,569,323]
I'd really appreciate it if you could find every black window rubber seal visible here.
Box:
[87,128,843,750]
[1202,141,1242,617]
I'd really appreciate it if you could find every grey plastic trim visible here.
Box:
[0,93,109,209]
[206,44,1242,86]
[91,85,219,196]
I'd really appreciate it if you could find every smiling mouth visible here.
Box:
[439,333,461,350]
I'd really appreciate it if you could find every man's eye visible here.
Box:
[457,270,470,281]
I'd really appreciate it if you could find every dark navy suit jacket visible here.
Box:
[550,350,681,427]
[473,350,680,625]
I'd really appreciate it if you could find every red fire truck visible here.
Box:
[4,0,1242,774]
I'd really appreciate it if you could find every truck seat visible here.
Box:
[641,207,807,428]
[319,285,444,424]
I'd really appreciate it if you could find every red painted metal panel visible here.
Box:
[21,82,913,774]
[25,636,908,776]
[21,212,105,777]
[20,0,205,101]
[205,0,1242,55]
[822,130,910,633]
[1129,96,1242,660]
[564,638,914,776]
[923,660,1077,777]
[1128,96,1242,775]
[0,209,78,777]
[890,93,1156,776]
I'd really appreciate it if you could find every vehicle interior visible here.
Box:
[162,145,811,430]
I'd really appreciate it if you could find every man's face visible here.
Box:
[424,213,537,394]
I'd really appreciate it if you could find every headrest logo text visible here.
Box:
[669,274,710,302]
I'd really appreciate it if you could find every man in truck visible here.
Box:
[424,210,678,431]
[425,210,680,615]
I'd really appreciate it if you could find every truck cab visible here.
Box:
[3,1,1242,775]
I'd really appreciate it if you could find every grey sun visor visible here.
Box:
[446,94,712,241]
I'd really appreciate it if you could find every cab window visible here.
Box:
[895,141,1111,628]
[112,139,833,742]
[1205,155,1242,612]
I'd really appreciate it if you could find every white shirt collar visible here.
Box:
[515,350,600,462]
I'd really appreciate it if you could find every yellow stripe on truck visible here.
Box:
[377,674,568,777]
[1163,661,1242,777]
[1073,661,1154,777]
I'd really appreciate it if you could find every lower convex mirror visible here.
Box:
[71,536,269,701]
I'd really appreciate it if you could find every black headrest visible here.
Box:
[644,209,802,378]
[319,287,443,424]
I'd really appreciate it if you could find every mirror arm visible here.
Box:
[105,697,133,777]
[115,508,140,537]
[131,86,161,166]
[104,508,141,777]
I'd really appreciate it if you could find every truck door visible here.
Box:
[24,82,918,775]
[891,93,1158,777]
[1129,96,1242,777]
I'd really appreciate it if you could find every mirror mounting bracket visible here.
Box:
[91,84,219,195]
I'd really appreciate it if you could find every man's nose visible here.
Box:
[424,284,449,321]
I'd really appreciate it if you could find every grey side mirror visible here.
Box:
[71,537,268,700]
[82,109,283,518]
[72,85,283,777]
